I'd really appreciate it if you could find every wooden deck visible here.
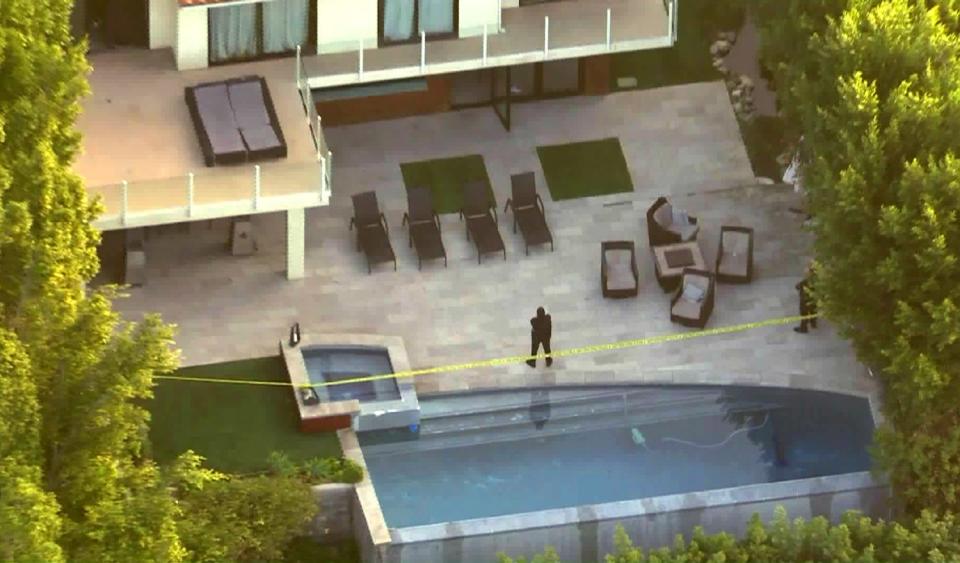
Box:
[76,49,330,231]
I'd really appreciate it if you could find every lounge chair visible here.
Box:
[459,180,506,264]
[670,268,715,328]
[401,186,447,270]
[646,196,700,247]
[601,241,639,298]
[349,191,396,274]
[715,225,754,283]
[504,172,554,255]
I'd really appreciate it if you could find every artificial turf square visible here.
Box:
[536,137,634,201]
[400,154,495,214]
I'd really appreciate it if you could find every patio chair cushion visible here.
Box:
[718,230,751,278]
[604,249,636,291]
[671,297,701,320]
[671,223,700,241]
[654,202,673,227]
[681,280,706,302]
[671,207,691,227]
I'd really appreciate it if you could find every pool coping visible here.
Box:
[280,333,419,431]
[388,471,888,543]
[339,427,393,548]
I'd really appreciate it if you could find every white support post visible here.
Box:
[326,150,333,195]
[358,40,364,80]
[286,208,306,280]
[420,31,426,73]
[253,165,261,211]
[482,25,488,66]
[315,115,323,159]
[606,9,611,50]
[543,16,549,58]
[498,0,503,32]
[187,173,195,218]
[121,180,129,226]
[320,155,327,200]
[296,44,301,86]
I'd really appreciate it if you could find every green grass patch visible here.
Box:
[611,0,746,91]
[738,115,788,180]
[536,138,633,201]
[400,154,494,214]
[148,357,341,475]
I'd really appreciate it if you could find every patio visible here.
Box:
[104,83,881,419]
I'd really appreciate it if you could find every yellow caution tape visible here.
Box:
[154,313,819,390]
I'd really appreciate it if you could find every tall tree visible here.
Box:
[0,1,187,559]
[756,0,960,514]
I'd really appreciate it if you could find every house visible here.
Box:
[71,0,677,281]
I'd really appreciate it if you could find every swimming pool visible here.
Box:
[359,385,875,528]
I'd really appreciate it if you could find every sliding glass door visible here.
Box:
[380,0,456,45]
[210,0,312,64]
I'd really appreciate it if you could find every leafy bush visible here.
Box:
[499,507,960,563]
[266,452,363,484]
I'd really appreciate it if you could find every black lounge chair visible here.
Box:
[349,191,396,274]
[715,225,754,283]
[646,196,700,248]
[670,268,716,328]
[504,172,554,255]
[402,186,447,270]
[459,180,506,264]
[601,241,639,298]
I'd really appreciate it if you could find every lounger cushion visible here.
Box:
[240,125,282,152]
[654,202,673,227]
[604,249,636,291]
[194,84,247,156]
[228,80,272,129]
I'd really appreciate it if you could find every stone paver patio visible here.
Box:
[102,83,882,420]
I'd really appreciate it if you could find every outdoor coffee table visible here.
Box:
[653,241,706,292]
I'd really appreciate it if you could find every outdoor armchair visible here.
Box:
[646,196,700,247]
[504,172,554,255]
[401,186,447,270]
[715,225,754,283]
[601,241,640,298]
[459,180,506,264]
[670,268,715,328]
[349,191,396,274]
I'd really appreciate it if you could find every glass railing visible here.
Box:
[300,0,675,88]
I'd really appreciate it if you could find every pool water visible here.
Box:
[359,386,874,528]
[302,346,401,402]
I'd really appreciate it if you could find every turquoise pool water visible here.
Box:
[359,386,875,528]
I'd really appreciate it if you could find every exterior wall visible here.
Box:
[176,7,209,70]
[311,484,356,542]
[581,55,610,95]
[149,0,177,49]
[378,472,891,563]
[317,0,378,54]
[316,76,451,126]
[459,0,501,37]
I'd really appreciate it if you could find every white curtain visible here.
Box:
[418,0,454,35]
[209,4,258,62]
[263,0,309,54]
[383,0,415,42]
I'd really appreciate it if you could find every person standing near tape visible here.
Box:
[527,307,553,368]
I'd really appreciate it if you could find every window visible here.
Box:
[379,0,457,45]
[209,0,316,64]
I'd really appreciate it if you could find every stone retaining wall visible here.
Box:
[310,483,355,542]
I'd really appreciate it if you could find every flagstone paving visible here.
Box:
[102,83,882,421]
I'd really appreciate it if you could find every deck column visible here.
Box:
[286,208,306,280]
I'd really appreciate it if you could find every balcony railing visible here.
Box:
[299,0,677,89]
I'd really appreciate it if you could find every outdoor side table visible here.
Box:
[653,241,706,292]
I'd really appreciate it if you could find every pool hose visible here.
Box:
[632,413,770,450]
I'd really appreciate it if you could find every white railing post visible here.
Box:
[253,165,261,211]
[606,9,611,50]
[482,25,488,65]
[420,31,426,73]
[121,180,129,226]
[327,150,332,196]
[315,115,322,159]
[320,155,327,199]
[543,16,549,58]
[187,173,195,218]
[296,44,301,86]
[358,40,364,80]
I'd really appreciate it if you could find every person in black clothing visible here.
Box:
[527,307,552,368]
[794,265,818,333]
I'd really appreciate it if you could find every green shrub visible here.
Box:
[267,452,363,484]
[266,451,299,478]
